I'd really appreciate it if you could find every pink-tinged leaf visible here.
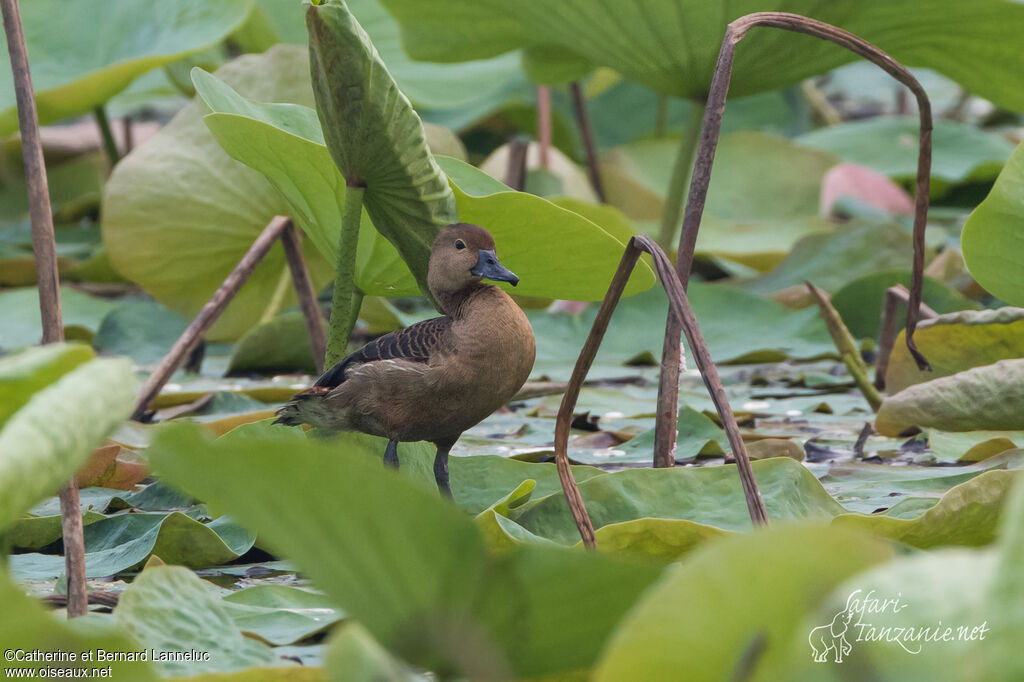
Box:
[76,443,148,490]
[820,162,914,217]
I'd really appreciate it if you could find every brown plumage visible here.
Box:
[275,223,536,496]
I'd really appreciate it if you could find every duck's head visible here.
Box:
[428,223,518,301]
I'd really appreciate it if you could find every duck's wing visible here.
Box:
[272,316,453,428]
[313,315,453,389]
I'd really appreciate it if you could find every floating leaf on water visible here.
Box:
[876,360,1024,436]
[115,565,273,677]
[885,307,1024,392]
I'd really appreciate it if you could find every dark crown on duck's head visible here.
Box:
[428,223,518,312]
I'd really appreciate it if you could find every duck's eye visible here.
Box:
[455,240,466,250]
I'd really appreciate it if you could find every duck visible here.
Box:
[274,223,536,497]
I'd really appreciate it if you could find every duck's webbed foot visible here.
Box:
[384,439,399,469]
[433,440,455,499]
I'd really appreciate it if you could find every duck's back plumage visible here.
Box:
[312,316,453,390]
[274,285,535,445]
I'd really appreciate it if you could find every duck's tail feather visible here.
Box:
[273,386,331,427]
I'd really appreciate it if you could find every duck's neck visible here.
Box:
[436,282,495,319]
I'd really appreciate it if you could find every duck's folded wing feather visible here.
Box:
[313,316,452,389]
[272,317,452,427]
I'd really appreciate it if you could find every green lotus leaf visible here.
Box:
[886,308,1024,392]
[781,548,996,680]
[246,0,525,113]
[10,509,106,550]
[377,0,1024,110]
[589,517,730,563]
[221,584,345,647]
[593,525,894,681]
[981,475,1024,680]
[509,457,843,545]
[0,286,116,351]
[0,342,94,427]
[600,132,835,269]
[529,285,833,379]
[148,423,662,679]
[227,311,319,376]
[192,69,654,300]
[115,565,274,677]
[307,0,458,296]
[0,154,106,224]
[876,359,1024,436]
[743,222,923,296]
[0,0,252,135]
[0,572,156,679]
[449,455,606,516]
[476,506,562,554]
[8,512,255,580]
[832,469,1018,549]
[747,438,805,461]
[586,81,796,152]
[796,117,1017,189]
[103,47,334,341]
[962,140,1024,306]
[325,622,422,681]
[192,66,418,295]
[439,157,655,298]
[91,299,191,366]
[0,352,135,532]
[479,142,598,202]
[777,481,1024,680]
[830,269,978,340]
[617,405,727,462]
[818,451,1023,514]
[927,429,1024,463]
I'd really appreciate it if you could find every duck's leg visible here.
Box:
[383,439,399,469]
[433,440,455,499]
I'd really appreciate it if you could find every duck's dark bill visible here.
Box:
[471,249,519,286]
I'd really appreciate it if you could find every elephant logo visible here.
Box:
[809,594,858,663]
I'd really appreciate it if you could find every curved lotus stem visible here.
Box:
[554,235,768,548]
[656,11,935,466]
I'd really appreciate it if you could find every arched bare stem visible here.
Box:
[554,236,768,548]
[656,11,935,465]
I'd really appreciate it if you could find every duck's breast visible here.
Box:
[446,288,536,418]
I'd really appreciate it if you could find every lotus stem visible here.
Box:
[325,183,364,366]
[555,235,768,548]
[537,85,551,169]
[657,100,705,250]
[504,134,529,191]
[570,81,605,201]
[875,284,937,390]
[806,281,883,411]
[672,11,933,371]
[652,100,705,464]
[122,115,134,153]
[56,483,87,615]
[1,0,86,618]
[281,221,327,373]
[660,13,934,463]
[800,80,842,126]
[93,105,120,166]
